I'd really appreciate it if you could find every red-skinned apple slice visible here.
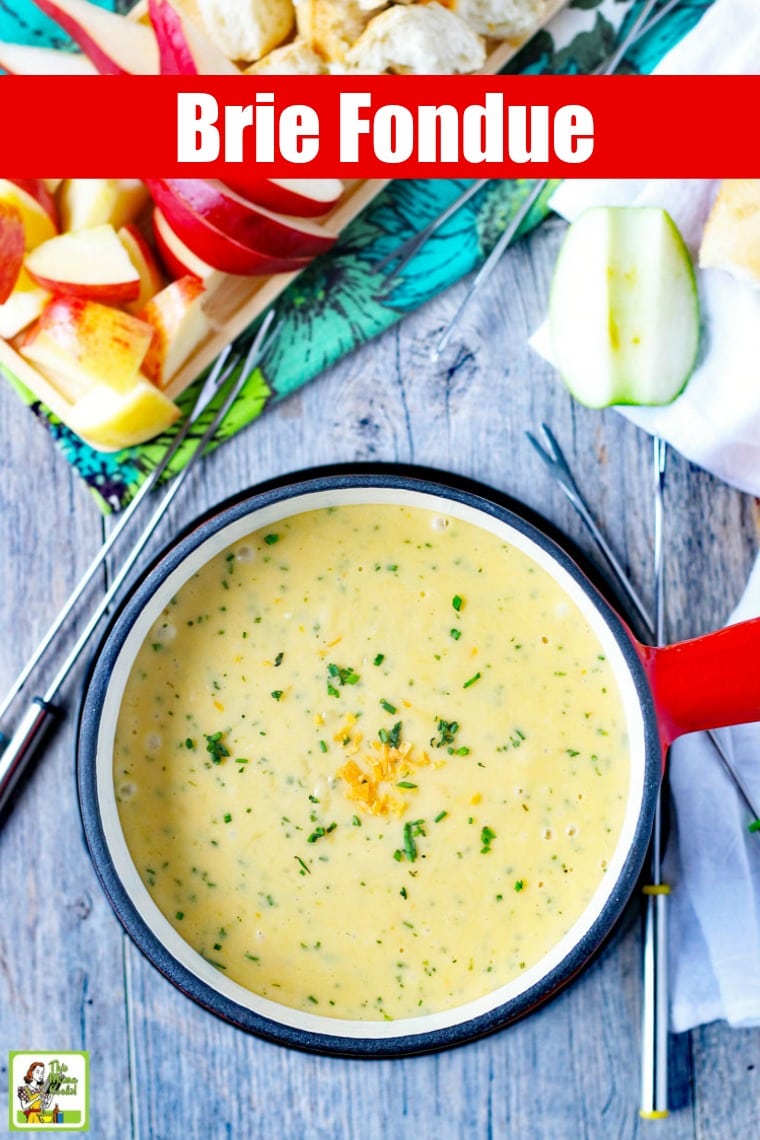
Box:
[145,180,314,276]
[0,268,50,339]
[221,177,344,219]
[18,295,154,401]
[0,179,57,249]
[138,276,210,389]
[0,201,25,304]
[148,0,239,75]
[152,206,225,293]
[157,179,337,259]
[29,0,159,74]
[118,224,164,313]
[0,42,97,74]
[26,224,141,304]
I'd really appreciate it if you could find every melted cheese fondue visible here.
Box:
[114,504,629,1020]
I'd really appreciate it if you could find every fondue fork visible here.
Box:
[641,435,669,1120]
[370,0,668,347]
[529,423,760,1113]
[0,312,280,819]
[526,423,760,824]
[0,344,235,734]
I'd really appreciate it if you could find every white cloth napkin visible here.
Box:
[531,0,760,1032]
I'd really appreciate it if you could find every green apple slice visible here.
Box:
[549,206,700,408]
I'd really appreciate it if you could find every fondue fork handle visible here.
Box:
[0,314,279,820]
[640,435,669,1120]
[0,342,235,734]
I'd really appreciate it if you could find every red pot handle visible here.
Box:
[638,616,760,746]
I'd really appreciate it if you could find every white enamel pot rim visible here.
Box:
[77,463,662,1058]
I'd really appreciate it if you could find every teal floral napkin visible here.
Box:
[0,0,714,510]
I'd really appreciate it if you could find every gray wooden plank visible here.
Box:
[0,388,132,1140]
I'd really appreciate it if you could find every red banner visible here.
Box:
[0,75,748,179]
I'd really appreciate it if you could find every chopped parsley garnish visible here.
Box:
[185,737,195,749]
[224,813,232,823]
[463,672,481,689]
[480,826,496,854]
[449,628,462,641]
[749,819,760,833]
[175,911,184,920]
[319,740,328,753]
[274,651,284,667]
[431,718,459,748]
[378,721,402,748]
[204,731,229,764]
[397,780,417,789]
[271,690,284,701]
[373,653,385,666]
[294,856,311,875]
[380,699,397,714]
[434,810,448,823]
[514,879,525,892]
[264,533,280,545]
[326,663,360,696]
[307,822,337,843]
[452,594,463,612]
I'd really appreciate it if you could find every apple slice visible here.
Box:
[138,276,210,389]
[146,180,314,276]
[0,179,57,249]
[29,0,160,74]
[26,224,142,304]
[159,179,337,259]
[148,0,240,75]
[221,177,344,219]
[0,200,25,304]
[66,376,180,451]
[58,179,150,233]
[0,268,50,339]
[0,42,97,74]
[549,206,700,408]
[19,295,154,402]
[151,205,225,293]
[118,224,164,314]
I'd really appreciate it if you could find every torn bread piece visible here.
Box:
[245,39,328,71]
[344,2,485,74]
[295,0,374,63]
[194,0,295,61]
[451,0,552,40]
[700,180,760,287]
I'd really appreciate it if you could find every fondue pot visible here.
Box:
[77,465,760,1057]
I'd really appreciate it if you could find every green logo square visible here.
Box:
[8,1052,89,1132]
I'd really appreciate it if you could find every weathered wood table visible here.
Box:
[1,213,759,1139]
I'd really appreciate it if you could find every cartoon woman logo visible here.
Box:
[17,1062,52,1125]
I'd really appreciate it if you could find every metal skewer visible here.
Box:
[432,0,661,362]
[0,311,280,818]
[0,343,235,735]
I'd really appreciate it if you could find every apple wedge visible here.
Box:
[0,268,50,339]
[0,179,57,249]
[148,0,240,75]
[0,200,25,303]
[549,206,700,408]
[66,376,180,451]
[159,178,338,259]
[58,179,150,233]
[118,224,164,314]
[138,276,210,389]
[26,224,142,304]
[29,0,160,74]
[146,180,314,276]
[18,295,154,402]
[152,205,225,294]
[221,177,344,219]
[0,42,97,74]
